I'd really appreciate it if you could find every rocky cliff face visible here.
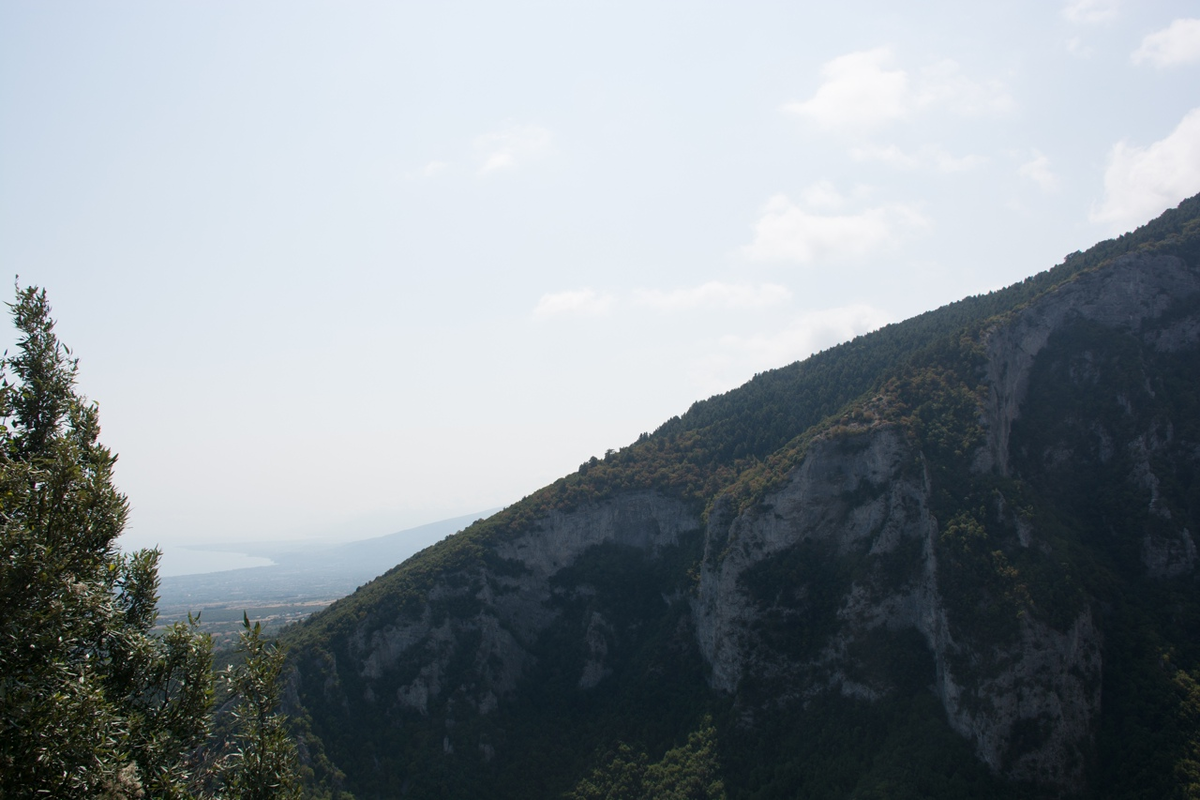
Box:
[980,253,1200,476]
[694,426,937,697]
[693,422,1103,789]
[688,251,1199,790]
[322,492,701,723]
[288,202,1200,799]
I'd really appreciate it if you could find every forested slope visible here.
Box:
[285,195,1200,799]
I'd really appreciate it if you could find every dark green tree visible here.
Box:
[218,614,302,800]
[0,286,214,798]
[568,720,726,800]
[0,285,313,798]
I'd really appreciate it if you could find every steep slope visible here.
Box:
[285,196,1200,799]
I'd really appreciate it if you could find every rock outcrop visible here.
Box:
[688,251,1198,790]
[980,253,1200,476]
[331,492,701,721]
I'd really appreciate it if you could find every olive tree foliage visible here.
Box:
[0,286,214,799]
[218,614,301,800]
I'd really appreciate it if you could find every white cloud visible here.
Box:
[1132,19,1200,67]
[850,143,986,172]
[783,48,1013,134]
[695,304,894,394]
[1091,108,1200,230]
[742,189,929,264]
[915,59,1015,116]
[783,48,910,131]
[633,282,791,312]
[421,161,448,177]
[532,288,614,318]
[851,144,921,168]
[475,123,553,174]
[1018,150,1061,192]
[800,180,848,210]
[726,305,894,367]
[1063,0,1119,24]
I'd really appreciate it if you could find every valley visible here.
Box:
[155,512,495,648]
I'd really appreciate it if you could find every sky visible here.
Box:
[2,0,1199,553]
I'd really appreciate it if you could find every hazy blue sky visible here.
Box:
[2,1,1198,551]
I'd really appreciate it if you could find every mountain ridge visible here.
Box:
[284,196,1200,799]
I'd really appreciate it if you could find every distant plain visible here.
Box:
[154,511,497,648]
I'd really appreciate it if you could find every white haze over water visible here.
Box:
[157,548,275,579]
[1,1,1199,552]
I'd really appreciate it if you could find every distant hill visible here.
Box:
[157,511,498,620]
[284,195,1200,799]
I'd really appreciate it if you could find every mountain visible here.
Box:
[283,197,1200,800]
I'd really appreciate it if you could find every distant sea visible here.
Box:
[156,546,274,578]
